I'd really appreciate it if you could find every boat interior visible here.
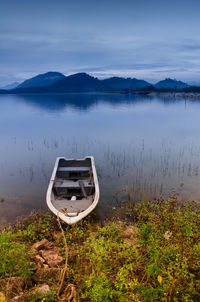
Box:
[51,158,95,214]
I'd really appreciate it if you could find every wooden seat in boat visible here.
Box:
[58,167,91,172]
[54,180,93,188]
[54,180,94,198]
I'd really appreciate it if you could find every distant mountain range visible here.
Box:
[0,71,196,94]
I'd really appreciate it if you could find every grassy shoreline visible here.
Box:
[0,198,200,301]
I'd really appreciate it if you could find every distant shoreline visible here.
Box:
[1,90,200,98]
[1,89,200,98]
[146,91,200,98]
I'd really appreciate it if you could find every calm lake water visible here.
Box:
[1,93,200,223]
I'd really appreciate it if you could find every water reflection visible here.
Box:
[0,93,200,223]
[9,93,180,112]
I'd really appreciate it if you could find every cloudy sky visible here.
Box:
[0,0,200,86]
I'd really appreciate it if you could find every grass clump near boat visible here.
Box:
[0,230,34,279]
[0,199,200,301]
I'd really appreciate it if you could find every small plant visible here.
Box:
[29,290,56,302]
[0,230,34,279]
[98,222,121,240]
[82,273,120,302]
[16,212,55,242]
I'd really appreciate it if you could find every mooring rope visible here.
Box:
[56,212,78,302]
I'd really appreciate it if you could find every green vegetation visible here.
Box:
[0,230,34,279]
[0,199,200,301]
[29,290,57,302]
[15,212,57,242]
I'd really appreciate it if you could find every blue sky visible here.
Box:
[0,0,200,85]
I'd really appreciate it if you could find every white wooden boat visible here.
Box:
[46,156,99,224]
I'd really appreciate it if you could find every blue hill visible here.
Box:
[17,72,65,89]
[155,78,189,89]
